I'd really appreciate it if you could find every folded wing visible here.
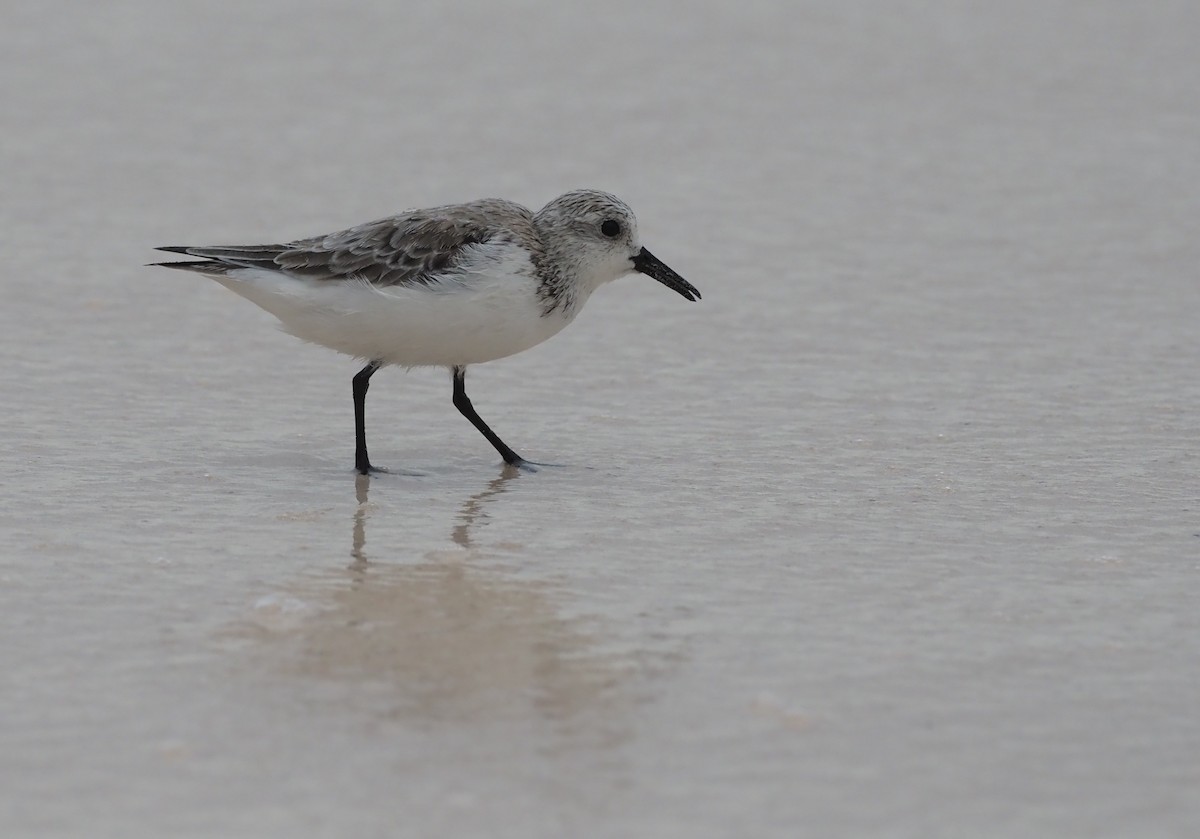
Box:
[154,199,537,288]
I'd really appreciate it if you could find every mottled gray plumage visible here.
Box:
[158,198,542,290]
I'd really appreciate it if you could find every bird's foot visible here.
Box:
[358,464,429,477]
[504,458,565,474]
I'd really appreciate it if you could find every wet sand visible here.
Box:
[2,2,1198,836]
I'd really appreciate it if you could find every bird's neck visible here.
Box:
[532,233,597,318]
[535,262,588,319]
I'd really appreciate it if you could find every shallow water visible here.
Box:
[2,1,1199,836]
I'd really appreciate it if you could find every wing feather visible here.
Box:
[155,198,540,287]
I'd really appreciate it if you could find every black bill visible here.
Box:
[632,247,701,301]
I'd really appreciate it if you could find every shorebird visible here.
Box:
[153,189,700,473]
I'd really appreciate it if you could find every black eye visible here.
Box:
[600,219,621,238]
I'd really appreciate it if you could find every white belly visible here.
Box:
[213,259,574,367]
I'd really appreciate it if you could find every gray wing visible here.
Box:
[154,199,538,288]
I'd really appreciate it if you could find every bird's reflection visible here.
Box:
[239,468,635,730]
[350,467,517,568]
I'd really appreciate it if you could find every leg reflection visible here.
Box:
[451,470,519,549]
[350,467,520,566]
[351,473,371,569]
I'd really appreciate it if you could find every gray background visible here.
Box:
[2,1,1197,836]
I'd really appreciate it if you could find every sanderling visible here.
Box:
[153,189,700,474]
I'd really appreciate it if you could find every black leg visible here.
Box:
[451,366,527,467]
[353,361,382,474]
